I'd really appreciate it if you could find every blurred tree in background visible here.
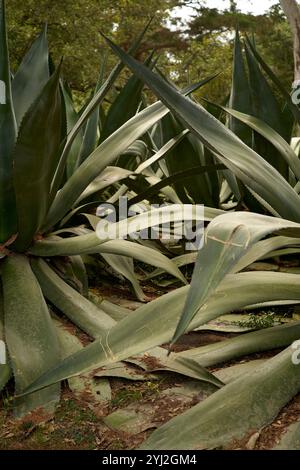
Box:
[5,0,293,104]
[6,0,182,93]
[180,1,293,95]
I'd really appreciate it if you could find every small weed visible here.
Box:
[111,389,142,407]
[111,381,161,407]
[234,312,276,330]
[19,420,34,432]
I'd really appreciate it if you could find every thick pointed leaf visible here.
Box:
[173,212,300,343]
[101,252,145,301]
[228,30,252,145]
[100,60,147,142]
[68,255,88,296]
[221,106,300,181]
[128,348,223,387]
[88,291,130,322]
[233,236,300,273]
[0,0,17,243]
[161,114,214,205]
[128,165,226,207]
[32,205,207,256]
[245,36,300,124]
[75,166,132,206]
[62,83,84,178]
[55,318,111,403]
[31,258,115,338]
[273,421,300,450]
[12,26,49,126]
[2,254,60,417]
[12,67,63,251]
[75,60,107,169]
[141,346,300,449]
[244,43,289,178]
[177,321,300,368]
[94,239,187,285]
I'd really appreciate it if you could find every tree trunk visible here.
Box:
[280,0,300,84]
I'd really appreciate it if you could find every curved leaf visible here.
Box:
[173,212,300,343]
[221,106,300,181]
[12,66,63,251]
[177,321,300,368]
[31,204,207,257]
[12,25,49,126]
[0,0,17,243]
[141,346,300,449]
[31,258,115,338]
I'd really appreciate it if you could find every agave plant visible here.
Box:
[1,0,229,418]
[19,27,300,450]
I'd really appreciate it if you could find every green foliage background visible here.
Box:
[5,0,294,104]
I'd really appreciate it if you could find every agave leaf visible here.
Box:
[273,421,300,450]
[45,79,216,230]
[128,348,223,387]
[228,30,252,145]
[140,252,197,280]
[0,0,17,243]
[47,102,170,229]
[141,346,300,449]
[117,139,148,170]
[94,361,159,381]
[88,291,130,322]
[75,166,132,206]
[75,56,108,169]
[103,37,300,223]
[130,350,264,384]
[126,173,182,205]
[128,165,226,207]
[172,212,300,343]
[68,255,88,296]
[245,41,287,137]
[12,66,63,251]
[135,130,189,174]
[220,106,300,181]
[244,43,290,173]
[96,239,187,285]
[55,318,111,403]
[161,114,213,205]
[20,270,300,395]
[62,83,84,178]
[233,236,300,273]
[12,25,49,126]
[101,252,146,301]
[31,258,115,338]
[2,254,60,417]
[99,55,150,142]
[214,359,266,384]
[177,321,300,367]
[31,204,207,257]
[245,36,300,124]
